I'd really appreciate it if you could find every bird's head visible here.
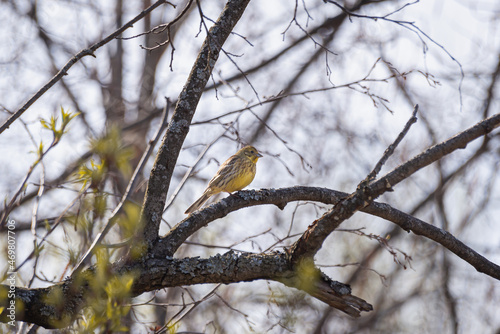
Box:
[238,145,263,163]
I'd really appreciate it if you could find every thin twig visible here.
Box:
[197,69,416,125]
[324,0,464,110]
[0,0,170,134]
[164,133,225,211]
[0,135,61,228]
[72,99,170,274]
[7,188,87,276]
[139,0,253,246]
[288,111,500,263]
[364,105,419,183]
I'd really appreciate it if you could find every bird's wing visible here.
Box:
[208,155,239,189]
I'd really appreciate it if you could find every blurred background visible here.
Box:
[1,0,500,332]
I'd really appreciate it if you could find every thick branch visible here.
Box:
[371,113,500,197]
[152,185,500,280]
[290,112,500,261]
[363,202,500,280]
[4,179,499,328]
[140,0,252,247]
[153,187,342,258]
[0,251,371,328]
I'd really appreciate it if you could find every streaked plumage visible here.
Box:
[185,145,263,214]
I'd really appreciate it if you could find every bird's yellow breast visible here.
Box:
[209,158,257,194]
[223,168,256,193]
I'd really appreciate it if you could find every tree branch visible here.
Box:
[0,251,371,328]
[0,0,170,134]
[72,100,171,274]
[153,187,342,258]
[363,202,500,280]
[364,105,419,182]
[153,185,500,280]
[139,0,252,248]
[289,112,500,262]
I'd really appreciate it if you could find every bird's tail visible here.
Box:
[185,191,212,214]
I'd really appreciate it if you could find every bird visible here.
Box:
[185,145,263,214]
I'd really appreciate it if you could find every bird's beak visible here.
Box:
[257,152,263,158]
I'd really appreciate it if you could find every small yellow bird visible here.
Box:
[185,145,263,214]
